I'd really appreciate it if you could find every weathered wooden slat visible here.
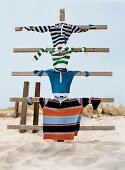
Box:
[33,82,40,133]
[60,9,65,21]
[101,98,114,102]
[7,125,115,130]
[20,82,29,133]
[13,48,109,53]
[15,27,23,31]
[13,102,19,118]
[15,25,107,31]
[10,97,114,103]
[11,71,112,76]
[79,25,107,30]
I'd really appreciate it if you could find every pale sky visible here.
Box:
[0,0,125,109]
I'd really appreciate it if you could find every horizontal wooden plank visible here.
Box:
[7,125,115,131]
[101,98,114,102]
[13,48,109,53]
[80,126,115,130]
[10,97,114,103]
[11,71,113,76]
[79,25,107,30]
[15,25,107,31]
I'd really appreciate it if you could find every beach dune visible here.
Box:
[0,115,125,170]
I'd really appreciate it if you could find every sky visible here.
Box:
[0,0,125,109]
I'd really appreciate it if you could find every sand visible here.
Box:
[0,115,125,170]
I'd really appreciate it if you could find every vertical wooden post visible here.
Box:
[20,81,29,133]
[13,102,19,118]
[60,9,65,22]
[33,82,41,133]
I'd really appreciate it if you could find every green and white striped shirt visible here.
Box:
[34,47,85,69]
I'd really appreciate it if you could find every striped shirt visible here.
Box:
[34,47,77,68]
[34,47,85,69]
[23,22,89,47]
[39,97,101,140]
[41,98,84,140]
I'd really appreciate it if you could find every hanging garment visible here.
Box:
[82,98,90,107]
[51,53,70,69]
[34,69,78,94]
[33,47,85,69]
[28,97,101,110]
[27,97,101,141]
[34,47,85,60]
[90,97,101,110]
[33,69,89,95]
[39,98,84,140]
[45,69,78,93]
[22,23,95,48]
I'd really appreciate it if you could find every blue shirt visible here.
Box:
[33,69,79,93]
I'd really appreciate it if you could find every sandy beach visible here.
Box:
[0,114,125,170]
[1,0,125,169]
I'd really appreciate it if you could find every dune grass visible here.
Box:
[0,104,125,118]
[83,104,125,118]
[0,105,33,118]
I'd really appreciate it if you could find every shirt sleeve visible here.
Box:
[71,25,89,33]
[33,70,44,76]
[81,98,89,107]
[91,98,101,110]
[27,97,33,105]
[23,26,50,33]
[39,98,45,108]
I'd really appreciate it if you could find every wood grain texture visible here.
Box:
[13,48,109,53]
[7,125,115,131]
[11,71,113,76]
[20,82,29,133]
[15,25,107,31]
[10,97,114,103]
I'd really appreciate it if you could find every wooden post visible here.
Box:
[33,82,41,133]
[13,102,19,118]
[60,9,65,22]
[20,81,29,133]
